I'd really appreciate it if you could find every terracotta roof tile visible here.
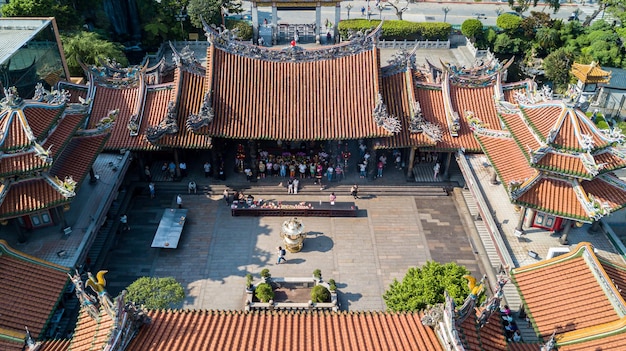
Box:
[450,84,500,130]
[69,307,115,351]
[508,343,541,351]
[0,339,23,351]
[512,245,620,339]
[199,47,388,140]
[50,133,110,184]
[377,72,433,149]
[581,176,626,213]
[535,152,586,176]
[476,133,535,186]
[125,310,442,351]
[0,152,48,177]
[553,109,610,151]
[0,178,68,219]
[23,105,64,139]
[515,177,587,220]
[89,84,140,130]
[595,151,626,173]
[0,240,69,340]
[558,331,626,351]
[519,104,562,141]
[150,87,211,149]
[103,86,172,151]
[600,258,626,302]
[42,113,87,157]
[414,85,480,151]
[177,69,206,127]
[38,339,71,351]
[457,310,507,351]
[499,111,541,155]
[1,110,32,151]
[502,81,531,104]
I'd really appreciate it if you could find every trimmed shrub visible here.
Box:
[328,279,337,291]
[496,14,523,32]
[338,19,451,41]
[313,269,322,279]
[311,285,331,303]
[255,283,274,302]
[260,269,271,279]
[461,19,483,41]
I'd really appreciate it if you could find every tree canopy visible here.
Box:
[1,0,79,30]
[62,32,128,76]
[507,0,560,14]
[125,277,185,310]
[461,19,483,42]
[383,261,472,312]
[187,0,243,28]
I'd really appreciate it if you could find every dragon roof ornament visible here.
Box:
[441,56,512,87]
[33,83,70,105]
[409,100,442,142]
[1,87,22,108]
[146,101,179,143]
[476,274,508,328]
[187,92,214,132]
[572,181,611,221]
[382,47,418,77]
[579,151,606,177]
[372,93,402,134]
[203,17,383,63]
[170,42,205,75]
[86,58,148,88]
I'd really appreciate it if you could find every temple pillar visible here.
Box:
[524,208,535,227]
[406,147,416,179]
[315,5,321,44]
[514,207,526,237]
[272,6,278,44]
[252,3,259,42]
[173,149,180,178]
[334,3,341,43]
[588,219,603,235]
[490,169,498,185]
[249,140,258,180]
[443,152,452,180]
[559,219,573,245]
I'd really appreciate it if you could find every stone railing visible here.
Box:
[245,277,339,312]
[465,39,490,58]
[377,39,450,50]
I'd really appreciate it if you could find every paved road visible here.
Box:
[103,181,483,311]
[240,0,593,26]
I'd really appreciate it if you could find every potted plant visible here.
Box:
[255,282,274,303]
[328,279,337,292]
[313,269,322,281]
[260,268,271,282]
[311,285,330,303]
[245,273,254,293]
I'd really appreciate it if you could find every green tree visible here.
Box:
[507,0,560,15]
[62,32,128,76]
[383,261,472,312]
[125,277,185,309]
[496,13,523,32]
[461,19,483,42]
[520,11,552,38]
[187,0,243,28]
[542,47,575,93]
[311,285,330,303]
[493,33,524,54]
[1,0,80,30]
[137,0,190,46]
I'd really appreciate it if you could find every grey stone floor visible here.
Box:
[103,188,482,311]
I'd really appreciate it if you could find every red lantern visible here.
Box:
[290,40,296,47]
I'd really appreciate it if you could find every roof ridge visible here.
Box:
[0,239,70,271]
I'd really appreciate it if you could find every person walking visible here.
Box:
[359,163,366,178]
[203,161,212,178]
[277,246,287,264]
[177,194,183,208]
[149,182,155,199]
[223,188,229,206]
[188,181,197,194]
[144,166,152,182]
[326,165,334,182]
[119,214,130,231]
[351,185,359,199]
[288,178,294,194]
[377,160,384,178]
[293,178,299,194]
[329,192,336,205]
[433,162,441,180]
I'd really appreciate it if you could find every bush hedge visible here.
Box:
[311,285,331,303]
[338,19,451,41]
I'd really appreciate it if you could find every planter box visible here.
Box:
[245,277,338,312]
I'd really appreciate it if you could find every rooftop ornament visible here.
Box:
[146,101,179,143]
[1,87,22,108]
[203,17,382,63]
[372,93,402,134]
[186,92,214,131]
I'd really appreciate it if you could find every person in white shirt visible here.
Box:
[177,194,183,208]
[179,162,187,177]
